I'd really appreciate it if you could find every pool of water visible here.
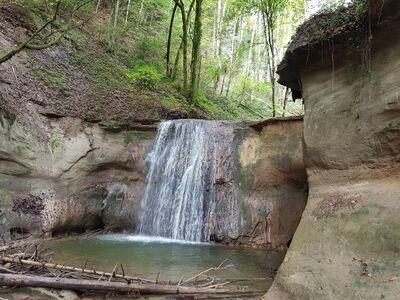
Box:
[43,235,285,296]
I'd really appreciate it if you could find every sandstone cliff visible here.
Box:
[266,1,400,299]
[0,98,308,249]
[0,105,156,239]
[232,118,307,248]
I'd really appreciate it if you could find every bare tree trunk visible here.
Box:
[197,54,202,90]
[261,10,276,117]
[214,0,226,92]
[96,0,102,13]
[245,18,256,77]
[189,0,203,102]
[282,87,289,117]
[166,3,178,77]
[225,19,237,97]
[181,6,188,91]
[174,0,195,93]
[111,0,120,45]
[220,73,226,96]
[139,0,145,16]
[125,0,132,27]
[172,40,183,80]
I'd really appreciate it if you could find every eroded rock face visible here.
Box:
[0,111,155,239]
[266,8,400,300]
[229,119,308,249]
[0,110,308,248]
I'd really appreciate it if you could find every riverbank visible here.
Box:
[0,235,285,299]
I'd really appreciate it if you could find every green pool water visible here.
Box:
[43,235,285,296]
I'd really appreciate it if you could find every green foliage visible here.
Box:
[194,91,236,120]
[67,29,85,45]
[70,44,132,91]
[124,131,147,145]
[134,36,165,62]
[162,96,178,108]
[319,0,368,29]
[126,64,163,90]
[61,0,96,17]
[8,0,312,121]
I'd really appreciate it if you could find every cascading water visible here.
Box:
[139,120,239,242]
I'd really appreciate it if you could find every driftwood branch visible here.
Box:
[0,273,229,295]
[0,244,244,296]
[0,256,155,284]
[180,259,234,285]
[0,266,17,274]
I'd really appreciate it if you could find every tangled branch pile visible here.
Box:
[0,242,240,297]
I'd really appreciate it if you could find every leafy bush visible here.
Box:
[126,65,163,90]
[135,35,164,61]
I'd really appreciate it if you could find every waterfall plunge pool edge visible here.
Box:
[42,234,285,296]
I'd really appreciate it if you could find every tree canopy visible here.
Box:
[0,0,356,119]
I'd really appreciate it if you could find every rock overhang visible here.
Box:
[277,0,400,100]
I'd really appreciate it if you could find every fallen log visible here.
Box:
[0,273,229,295]
[0,256,155,284]
[0,266,17,274]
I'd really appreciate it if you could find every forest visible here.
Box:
[0,0,355,120]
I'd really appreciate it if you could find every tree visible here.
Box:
[259,0,286,117]
[241,0,308,117]
[166,2,179,77]
[188,0,203,102]
[111,0,121,45]
[0,0,93,65]
[166,0,195,94]
[173,0,195,92]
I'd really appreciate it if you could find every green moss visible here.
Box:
[99,118,118,128]
[162,96,178,108]
[69,45,132,92]
[32,67,69,91]
[124,131,147,145]
[382,122,400,133]
[50,134,64,151]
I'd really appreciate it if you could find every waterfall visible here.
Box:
[139,120,239,242]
